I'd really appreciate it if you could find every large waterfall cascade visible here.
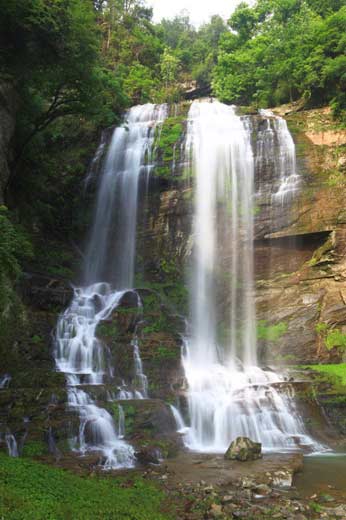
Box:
[54,104,167,468]
[181,100,321,454]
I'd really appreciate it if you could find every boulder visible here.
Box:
[224,436,262,462]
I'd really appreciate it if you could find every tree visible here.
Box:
[160,48,181,88]
[1,1,109,164]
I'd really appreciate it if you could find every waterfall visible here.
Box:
[0,374,11,389]
[85,104,168,286]
[182,99,320,453]
[117,405,125,439]
[132,336,148,398]
[259,109,300,203]
[54,104,167,469]
[5,433,18,457]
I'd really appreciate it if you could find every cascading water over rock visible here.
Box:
[55,104,167,469]
[258,109,300,203]
[181,100,320,454]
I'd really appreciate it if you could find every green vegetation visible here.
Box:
[0,206,32,341]
[325,329,346,351]
[97,321,118,340]
[22,441,48,458]
[158,13,227,91]
[213,0,346,119]
[156,345,178,362]
[309,234,334,267]
[0,453,171,520]
[315,322,329,335]
[0,206,32,283]
[257,320,288,342]
[155,116,185,177]
[315,322,346,353]
[111,403,137,435]
[307,363,346,387]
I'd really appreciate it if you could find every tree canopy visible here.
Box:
[213,0,346,115]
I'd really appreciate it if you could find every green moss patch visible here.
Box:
[0,453,171,520]
[154,116,185,177]
[257,320,288,342]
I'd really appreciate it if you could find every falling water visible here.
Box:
[132,337,148,398]
[0,374,11,389]
[85,104,168,286]
[117,405,125,439]
[54,104,167,468]
[182,100,319,453]
[259,109,300,203]
[5,433,18,457]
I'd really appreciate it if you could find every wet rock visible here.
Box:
[240,477,256,489]
[135,446,162,465]
[232,510,248,519]
[253,483,272,496]
[327,505,346,517]
[225,437,262,461]
[271,469,294,488]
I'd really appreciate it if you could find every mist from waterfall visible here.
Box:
[54,104,167,469]
[182,100,319,454]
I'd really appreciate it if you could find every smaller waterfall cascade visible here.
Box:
[5,433,18,457]
[55,104,167,468]
[0,374,11,389]
[182,100,320,454]
[259,109,300,203]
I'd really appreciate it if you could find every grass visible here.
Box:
[0,453,172,520]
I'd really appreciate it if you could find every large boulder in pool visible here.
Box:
[224,436,262,461]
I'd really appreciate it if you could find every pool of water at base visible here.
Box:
[293,453,346,500]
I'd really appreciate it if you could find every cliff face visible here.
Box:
[255,107,346,365]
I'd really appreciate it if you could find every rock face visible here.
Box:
[254,107,346,366]
[224,437,262,461]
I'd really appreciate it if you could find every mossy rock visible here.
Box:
[104,398,182,458]
[225,437,262,462]
[109,399,176,437]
